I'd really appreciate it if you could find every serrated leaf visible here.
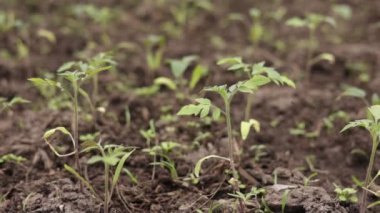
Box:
[57,61,76,73]
[244,75,270,89]
[369,105,380,121]
[340,119,372,132]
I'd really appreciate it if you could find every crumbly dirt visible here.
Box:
[1,0,380,212]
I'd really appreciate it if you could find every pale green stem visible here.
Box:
[360,135,378,213]
[104,163,110,213]
[73,81,82,190]
[224,99,238,182]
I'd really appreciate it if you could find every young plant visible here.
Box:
[289,122,319,138]
[228,186,266,211]
[0,96,29,114]
[248,8,264,48]
[333,184,358,203]
[81,141,135,213]
[144,35,166,72]
[286,14,335,81]
[341,105,380,213]
[143,141,181,180]
[30,58,111,173]
[0,153,26,165]
[163,0,212,38]
[217,57,295,121]
[178,58,295,187]
[140,120,158,180]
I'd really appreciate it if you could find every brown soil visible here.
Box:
[1,0,380,212]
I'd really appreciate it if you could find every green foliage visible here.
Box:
[43,127,76,157]
[64,164,96,195]
[248,8,264,45]
[334,184,358,203]
[289,122,319,138]
[82,141,135,213]
[281,190,290,213]
[323,111,350,130]
[332,4,352,20]
[0,154,26,165]
[71,4,116,27]
[228,186,266,206]
[0,96,30,113]
[144,35,166,72]
[192,155,230,184]
[341,105,380,212]
[249,145,268,162]
[241,119,260,140]
[286,13,335,31]
[143,141,181,180]
[0,10,23,33]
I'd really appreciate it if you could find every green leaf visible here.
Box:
[43,127,71,139]
[244,75,270,89]
[57,61,76,73]
[177,104,202,116]
[241,119,260,140]
[194,155,230,178]
[340,119,372,132]
[87,155,104,165]
[111,149,135,191]
[286,17,307,27]
[340,86,366,99]
[86,65,111,77]
[168,55,198,78]
[189,64,208,89]
[154,77,177,90]
[217,57,242,66]
[64,164,96,195]
[369,105,380,122]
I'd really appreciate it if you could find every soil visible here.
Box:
[1,0,380,212]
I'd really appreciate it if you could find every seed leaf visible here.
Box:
[241,119,260,140]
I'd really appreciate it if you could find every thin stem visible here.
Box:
[224,99,238,182]
[305,28,315,82]
[73,81,82,191]
[104,163,110,213]
[245,96,253,121]
[360,136,378,213]
[92,75,98,105]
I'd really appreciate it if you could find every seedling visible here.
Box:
[217,57,295,120]
[163,0,212,38]
[81,141,135,213]
[30,58,111,173]
[166,55,209,98]
[0,96,29,114]
[303,172,318,186]
[341,105,380,213]
[228,186,266,211]
[289,122,319,138]
[248,8,264,48]
[286,14,335,81]
[0,153,26,165]
[178,58,295,188]
[144,35,166,72]
[323,111,350,131]
[140,120,158,180]
[333,184,358,203]
[143,141,181,180]
[249,144,268,163]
